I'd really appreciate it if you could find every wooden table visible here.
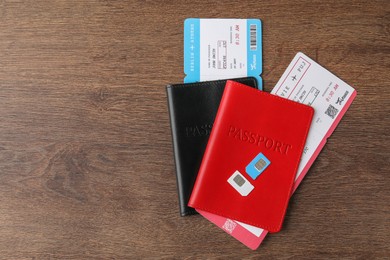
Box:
[0,0,389,258]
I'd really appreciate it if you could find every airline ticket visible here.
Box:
[184,18,263,89]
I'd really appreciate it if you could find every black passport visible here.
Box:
[166,77,258,216]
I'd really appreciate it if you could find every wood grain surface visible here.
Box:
[0,0,389,259]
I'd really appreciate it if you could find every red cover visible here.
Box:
[188,81,314,233]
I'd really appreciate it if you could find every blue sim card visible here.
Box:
[245,153,271,180]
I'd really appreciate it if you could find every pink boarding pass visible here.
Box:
[197,52,357,250]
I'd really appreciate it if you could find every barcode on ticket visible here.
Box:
[325,104,339,119]
[250,24,257,51]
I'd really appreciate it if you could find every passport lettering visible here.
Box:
[228,126,292,155]
[186,124,213,137]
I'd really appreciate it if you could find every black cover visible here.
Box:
[166,77,258,216]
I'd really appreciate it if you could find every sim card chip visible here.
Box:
[246,153,271,180]
[228,171,254,196]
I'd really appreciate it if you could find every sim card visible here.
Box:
[227,170,254,196]
[246,153,270,180]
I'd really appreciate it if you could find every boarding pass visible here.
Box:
[184,18,263,89]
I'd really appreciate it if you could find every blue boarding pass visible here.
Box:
[184,18,263,89]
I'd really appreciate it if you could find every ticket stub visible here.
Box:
[197,52,357,250]
[272,52,357,184]
[184,18,263,89]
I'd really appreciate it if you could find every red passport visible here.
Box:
[188,81,314,233]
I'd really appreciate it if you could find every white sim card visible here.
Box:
[227,170,254,196]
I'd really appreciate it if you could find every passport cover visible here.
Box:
[188,81,314,232]
[166,77,258,216]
